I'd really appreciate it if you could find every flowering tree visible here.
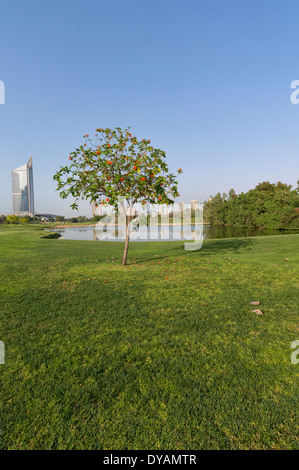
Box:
[53,127,182,265]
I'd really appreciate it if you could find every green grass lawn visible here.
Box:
[0,226,298,450]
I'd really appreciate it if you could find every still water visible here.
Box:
[50,224,298,241]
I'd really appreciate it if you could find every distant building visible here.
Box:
[34,213,57,221]
[92,201,102,217]
[191,200,199,211]
[92,201,96,217]
[11,156,34,215]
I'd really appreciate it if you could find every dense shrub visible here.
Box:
[204,181,299,229]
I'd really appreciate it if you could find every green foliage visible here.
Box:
[204,181,299,229]
[53,127,182,210]
[20,216,31,224]
[92,215,105,222]
[77,216,89,223]
[4,215,32,225]
[6,214,21,224]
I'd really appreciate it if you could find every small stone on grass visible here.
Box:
[252,309,263,315]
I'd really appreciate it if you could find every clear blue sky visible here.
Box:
[0,0,298,217]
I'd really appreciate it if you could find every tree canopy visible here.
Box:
[54,127,181,209]
[53,127,182,264]
[204,181,299,229]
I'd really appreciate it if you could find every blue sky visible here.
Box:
[0,0,298,217]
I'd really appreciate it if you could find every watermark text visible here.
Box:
[0,81,5,104]
[0,341,5,364]
[291,340,299,364]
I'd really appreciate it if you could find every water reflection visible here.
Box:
[51,224,299,242]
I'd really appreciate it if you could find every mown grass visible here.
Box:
[0,225,298,449]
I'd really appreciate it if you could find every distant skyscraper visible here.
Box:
[11,157,35,215]
[92,201,102,217]
[191,200,199,211]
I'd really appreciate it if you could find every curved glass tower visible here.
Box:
[11,157,35,215]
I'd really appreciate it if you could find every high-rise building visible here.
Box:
[11,157,35,215]
[191,200,199,211]
[92,201,102,217]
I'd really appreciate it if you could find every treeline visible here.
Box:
[203,181,299,229]
[0,215,34,224]
[0,214,99,225]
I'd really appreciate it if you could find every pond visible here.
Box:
[49,224,299,242]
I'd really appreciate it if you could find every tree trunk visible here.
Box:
[121,205,132,266]
[122,219,130,265]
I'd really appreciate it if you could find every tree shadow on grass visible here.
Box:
[128,237,256,264]
[195,236,256,255]
[127,255,170,265]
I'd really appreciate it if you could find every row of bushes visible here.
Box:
[0,214,101,225]
[0,215,34,224]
